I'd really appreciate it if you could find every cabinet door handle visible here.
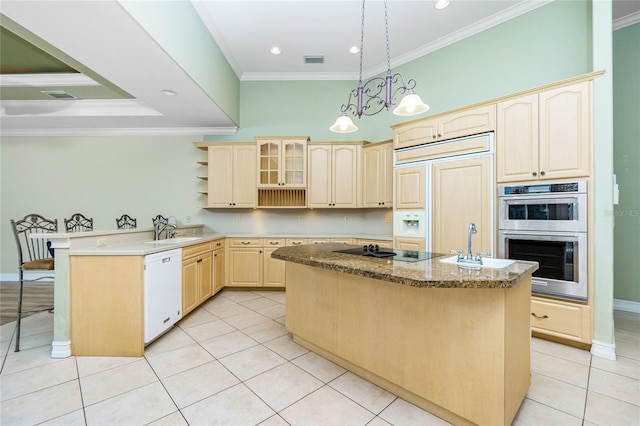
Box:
[531,313,549,319]
[269,241,279,245]
[259,250,262,253]
[532,171,537,177]
[540,171,546,176]
[292,242,301,245]
[241,241,250,245]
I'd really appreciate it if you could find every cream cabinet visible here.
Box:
[263,238,286,287]
[307,144,361,208]
[362,141,393,208]
[393,105,496,149]
[356,239,393,249]
[531,297,592,346]
[394,164,426,210]
[182,241,214,316]
[496,81,591,183]
[393,236,425,251]
[256,137,308,188]
[431,155,492,255]
[207,144,257,208]
[212,240,225,295]
[227,238,263,287]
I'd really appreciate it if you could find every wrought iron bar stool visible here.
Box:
[10,214,58,352]
[64,212,93,232]
[116,214,137,229]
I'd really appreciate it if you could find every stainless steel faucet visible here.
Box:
[467,223,477,261]
[154,220,178,240]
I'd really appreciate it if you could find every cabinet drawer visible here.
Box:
[229,238,263,247]
[286,238,308,246]
[309,238,331,245]
[211,239,225,250]
[531,298,591,342]
[264,238,286,247]
[330,238,354,244]
[182,241,213,259]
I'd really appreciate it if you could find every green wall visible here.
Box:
[206,0,591,143]
[613,23,640,302]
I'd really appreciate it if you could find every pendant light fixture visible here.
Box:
[330,0,429,133]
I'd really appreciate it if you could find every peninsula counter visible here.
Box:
[272,244,538,426]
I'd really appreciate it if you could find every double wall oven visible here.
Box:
[498,181,588,302]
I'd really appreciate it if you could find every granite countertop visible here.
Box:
[272,243,538,289]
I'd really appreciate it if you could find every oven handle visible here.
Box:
[500,230,582,239]
[501,197,579,205]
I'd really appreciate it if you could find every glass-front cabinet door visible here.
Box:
[256,137,307,188]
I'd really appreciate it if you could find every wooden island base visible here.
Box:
[285,263,532,426]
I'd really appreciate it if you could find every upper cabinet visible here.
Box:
[362,141,393,208]
[496,81,591,183]
[207,144,257,208]
[256,137,308,188]
[394,164,426,210]
[393,105,496,150]
[307,143,361,208]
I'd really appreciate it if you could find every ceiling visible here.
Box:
[0,0,638,137]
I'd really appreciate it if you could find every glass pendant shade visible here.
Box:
[393,90,430,116]
[329,113,358,133]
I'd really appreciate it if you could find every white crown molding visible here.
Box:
[0,127,238,137]
[614,11,640,30]
[242,71,359,82]
[0,72,100,87]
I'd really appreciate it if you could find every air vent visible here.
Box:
[41,90,77,99]
[304,55,325,64]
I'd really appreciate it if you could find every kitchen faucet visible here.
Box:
[467,223,477,261]
[154,217,178,240]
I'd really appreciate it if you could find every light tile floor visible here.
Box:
[1,290,638,425]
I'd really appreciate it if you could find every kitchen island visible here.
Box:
[272,244,538,426]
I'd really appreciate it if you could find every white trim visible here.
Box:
[591,339,617,360]
[0,273,54,282]
[0,127,238,137]
[0,73,100,88]
[613,11,640,30]
[51,340,71,358]
[614,298,640,313]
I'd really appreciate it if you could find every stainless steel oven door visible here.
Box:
[498,230,587,302]
[498,193,587,233]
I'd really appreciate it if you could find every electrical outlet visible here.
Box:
[186,215,192,224]
[96,238,107,247]
[177,230,186,237]
[235,215,241,222]
[384,213,391,223]
[298,215,304,221]
[344,216,350,222]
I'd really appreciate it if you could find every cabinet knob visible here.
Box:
[432,135,437,139]
[540,171,546,176]
[437,133,442,138]
[532,172,537,177]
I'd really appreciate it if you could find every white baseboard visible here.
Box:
[51,340,71,358]
[614,299,640,313]
[0,273,55,282]
[591,339,617,360]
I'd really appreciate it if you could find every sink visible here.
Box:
[439,255,515,269]
[145,237,202,245]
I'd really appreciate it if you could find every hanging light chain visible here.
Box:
[358,0,366,85]
[384,0,391,75]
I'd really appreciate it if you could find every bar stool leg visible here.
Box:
[14,270,24,352]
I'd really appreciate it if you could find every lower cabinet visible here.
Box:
[263,239,286,287]
[182,241,214,316]
[531,297,592,345]
[394,236,426,251]
[228,241,263,287]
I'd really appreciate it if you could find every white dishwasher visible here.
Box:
[144,248,182,344]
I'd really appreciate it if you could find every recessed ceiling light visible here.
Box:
[435,0,450,9]
[161,89,177,96]
[270,46,282,55]
[349,46,360,54]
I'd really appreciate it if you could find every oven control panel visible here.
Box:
[500,180,586,196]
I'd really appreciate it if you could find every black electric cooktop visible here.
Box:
[334,245,445,263]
